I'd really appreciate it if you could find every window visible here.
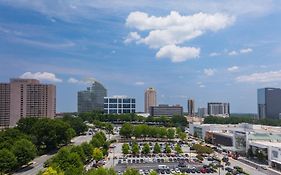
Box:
[123,99,130,103]
[104,98,108,103]
[272,150,278,158]
[109,98,117,103]
[132,99,135,103]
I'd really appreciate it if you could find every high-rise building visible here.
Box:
[78,81,107,113]
[258,88,281,119]
[187,99,195,116]
[104,96,136,114]
[207,102,230,117]
[0,79,56,128]
[198,107,208,117]
[144,87,157,113]
[149,104,183,117]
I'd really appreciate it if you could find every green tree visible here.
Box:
[165,144,172,154]
[153,143,161,154]
[17,117,39,135]
[12,139,37,166]
[175,144,183,154]
[62,115,87,135]
[0,149,17,173]
[51,147,83,175]
[81,143,94,162]
[42,167,64,175]
[131,143,139,155]
[93,148,103,161]
[120,123,133,138]
[167,129,175,139]
[122,143,130,154]
[149,171,158,175]
[178,132,187,141]
[142,143,150,155]
[70,146,87,163]
[123,168,140,175]
[85,167,116,175]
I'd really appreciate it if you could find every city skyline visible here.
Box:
[1,1,281,113]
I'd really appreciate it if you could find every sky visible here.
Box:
[0,0,281,113]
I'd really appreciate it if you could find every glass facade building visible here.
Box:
[104,96,136,114]
[77,81,107,113]
[258,88,281,119]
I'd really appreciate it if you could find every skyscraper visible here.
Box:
[258,88,281,119]
[198,107,208,117]
[207,102,230,117]
[144,87,156,113]
[187,99,195,116]
[0,79,56,128]
[78,81,107,113]
[104,96,136,114]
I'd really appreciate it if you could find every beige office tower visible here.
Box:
[144,87,157,113]
[0,79,56,128]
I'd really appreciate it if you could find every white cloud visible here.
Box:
[199,84,206,88]
[135,81,145,85]
[204,68,216,76]
[209,52,221,57]
[227,66,239,72]
[240,48,253,53]
[125,11,234,62]
[236,70,281,83]
[20,72,62,82]
[156,45,200,63]
[126,11,235,48]
[68,77,80,84]
[124,32,141,44]
[228,50,238,56]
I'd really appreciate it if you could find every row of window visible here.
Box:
[104,109,135,114]
[104,98,135,103]
[104,104,135,108]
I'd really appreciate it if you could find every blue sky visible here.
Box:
[0,0,281,113]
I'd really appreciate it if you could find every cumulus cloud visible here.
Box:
[204,68,216,76]
[125,11,235,62]
[209,52,221,57]
[227,66,239,72]
[236,70,281,83]
[228,50,238,56]
[68,77,80,84]
[156,45,200,62]
[124,32,141,44]
[240,48,253,53]
[20,72,62,82]
[135,81,145,85]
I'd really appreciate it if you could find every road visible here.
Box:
[13,134,92,175]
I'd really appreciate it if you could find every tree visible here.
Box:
[12,139,37,166]
[175,144,183,154]
[0,149,17,173]
[167,129,175,139]
[51,147,83,175]
[93,148,103,161]
[42,167,64,175]
[153,143,161,154]
[123,168,140,175]
[17,117,39,135]
[178,132,187,141]
[165,144,172,154]
[122,143,130,154]
[81,143,94,162]
[62,115,87,135]
[85,167,116,175]
[149,171,158,175]
[70,146,87,163]
[142,143,150,155]
[120,123,133,138]
[131,143,139,155]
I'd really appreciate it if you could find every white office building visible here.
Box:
[104,96,135,114]
[207,102,230,117]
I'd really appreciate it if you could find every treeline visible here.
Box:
[204,116,281,126]
[0,116,87,174]
[79,112,188,127]
[41,132,109,175]
[120,123,187,140]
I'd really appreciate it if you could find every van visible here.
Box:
[158,165,168,170]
